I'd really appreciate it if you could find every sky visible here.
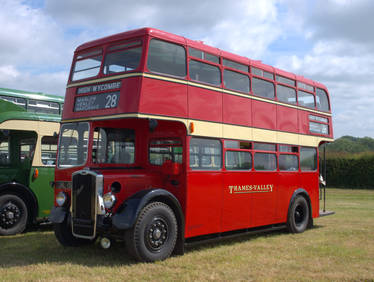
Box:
[0,0,373,138]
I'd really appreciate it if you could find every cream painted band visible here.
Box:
[0,120,60,167]
[63,113,333,147]
[67,72,332,117]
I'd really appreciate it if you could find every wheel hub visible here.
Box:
[0,203,21,229]
[147,218,168,250]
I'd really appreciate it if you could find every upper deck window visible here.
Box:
[276,75,295,87]
[316,88,330,111]
[189,60,221,86]
[223,69,250,93]
[147,39,186,77]
[252,67,273,80]
[71,49,102,81]
[189,48,219,64]
[298,90,315,109]
[223,59,248,72]
[277,84,296,104]
[103,40,142,75]
[298,82,314,92]
[28,99,60,115]
[0,96,26,109]
[252,77,275,99]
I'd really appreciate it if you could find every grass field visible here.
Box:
[1,188,374,281]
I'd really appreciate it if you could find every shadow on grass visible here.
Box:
[186,224,325,253]
[0,230,135,267]
[0,224,326,268]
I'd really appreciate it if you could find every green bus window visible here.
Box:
[41,136,58,166]
[0,132,10,165]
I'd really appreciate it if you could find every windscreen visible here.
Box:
[58,122,89,168]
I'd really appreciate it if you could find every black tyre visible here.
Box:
[287,195,310,233]
[125,202,178,262]
[0,194,28,236]
[54,216,95,247]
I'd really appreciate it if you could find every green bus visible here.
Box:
[0,87,63,235]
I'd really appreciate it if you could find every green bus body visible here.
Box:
[0,88,63,235]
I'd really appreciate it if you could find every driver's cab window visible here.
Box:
[149,139,182,166]
[93,128,135,164]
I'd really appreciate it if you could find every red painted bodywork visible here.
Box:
[56,28,333,239]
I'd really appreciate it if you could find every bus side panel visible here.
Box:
[248,172,278,228]
[222,94,252,127]
[185,171,223,238]
[277,105,298,133]
[277,172,300,222]
[298,110,310,136]
[139,77,187,118]
[28,166,54,218]
[222,171,251,232]
[252,100,276,130]
[300,172,319,218]
[188,86,222,123]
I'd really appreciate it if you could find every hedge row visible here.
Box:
[325,155,374,189]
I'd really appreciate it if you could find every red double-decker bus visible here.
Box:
[50,28,333,262]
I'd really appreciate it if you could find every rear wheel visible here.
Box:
[0,194,28,236]
[54,216,95,246]
[287,195,310,233]
[125,202,178,262]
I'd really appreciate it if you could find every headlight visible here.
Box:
[56,191,67,207]
[103,192,116,209]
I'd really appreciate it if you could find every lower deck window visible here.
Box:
[190,138,221,170]
[225,151,252,170]
[300,147,317,171]
[279,154,299,171]
[254,153,276,171]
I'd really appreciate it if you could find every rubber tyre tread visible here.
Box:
[125,201,178,262]
[287,195,310,233]
[0,194,28,236]
[54,216,95,247]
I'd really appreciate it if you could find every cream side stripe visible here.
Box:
[62,113,333,147]
[66,73,332,117]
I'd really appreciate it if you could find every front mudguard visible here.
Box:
[49,206,68,224]
[112,188,185,255]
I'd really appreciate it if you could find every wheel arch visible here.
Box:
[0,182,38,224]
[112,188,185,255]
[288,188,313,228]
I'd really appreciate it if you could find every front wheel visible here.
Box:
[125,202,178,262]
[287,195,310,233]
[54,216,95,247]
[0,194,28,236]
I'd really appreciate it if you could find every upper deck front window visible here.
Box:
[71,49,103,81]
[103,41,142,75]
